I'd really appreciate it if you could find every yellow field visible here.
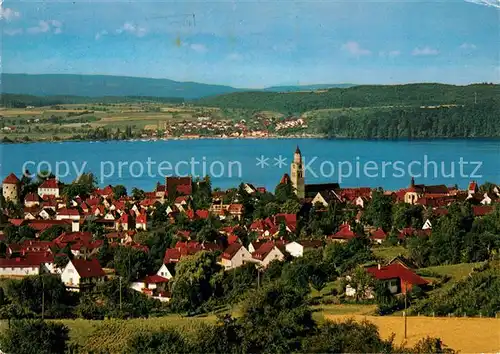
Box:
[326,314,500,353]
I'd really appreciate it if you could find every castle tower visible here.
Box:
[2,173,20,204]
[290,146,305,199]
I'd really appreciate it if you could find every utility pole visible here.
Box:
[474,92,477,105]
[404,282,408,339]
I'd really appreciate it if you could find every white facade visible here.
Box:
[422,219,432,230]
[156,264,175,280]
[56,213,80,221]
[38,187,59,198]
[259,247,285,268]
[60,261,81,291]
[0,264,42,277]
[220,246,253,270]
[285,241,304,258]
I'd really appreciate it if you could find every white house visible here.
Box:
[285,240,323,258]
[252,242,285,268]
[220,244,253,270]
[60,258,105,292]
[130,275,170,302]
[38,178,60,198]
[56,208,81,221]
[156,263,176,280]
[422,219,432,230]
[0,257,49,277]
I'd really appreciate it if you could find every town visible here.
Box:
[0,146,499,352]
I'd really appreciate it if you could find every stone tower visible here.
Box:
[2,173,20,204]
[290,146,305,199]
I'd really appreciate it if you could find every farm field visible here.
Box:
[326,314,500,353]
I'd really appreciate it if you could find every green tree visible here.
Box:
[112,185,127,199]
[0,319,69,354]
[125,327,191,354]
[170,251,223,312]
[239,282,315,353]
[301,319,394,353]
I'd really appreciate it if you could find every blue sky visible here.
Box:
[1,0,499,88]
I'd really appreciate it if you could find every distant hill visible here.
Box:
[196,83,500,113]
[1,73,242,100]
[1,73,359,100]
[263,83,356,92]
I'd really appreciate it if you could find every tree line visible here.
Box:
[196,83,500,114]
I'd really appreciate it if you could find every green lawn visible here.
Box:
[372,246,409,262]
[418,262,484,280]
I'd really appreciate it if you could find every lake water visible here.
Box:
[1,139,499,192]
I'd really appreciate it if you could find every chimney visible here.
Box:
[410,177,415,187]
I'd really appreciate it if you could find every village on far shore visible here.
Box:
[0,146,499,303]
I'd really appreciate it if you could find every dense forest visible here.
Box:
[0,93,184,108]
[312,100,500,138]
[196,83,500,114]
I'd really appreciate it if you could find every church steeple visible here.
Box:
[291,146,305,199]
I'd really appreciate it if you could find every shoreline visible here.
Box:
[2,134,500,145]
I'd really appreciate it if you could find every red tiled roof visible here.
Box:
[57,208,80,216]
[24,193,40,202]
[2,173,20,184]
[252,241,278,260]
[0,253,54,268]
[141,274,169,283]
[331,224,359,240]
[71,258,105,278]
[163,248,182,263]
[228,204,244,213]
[27,219,72,231]
[370,228,387,240]
[136,213,147,224]
[228,234,240,245]
[222,243,242,260]
[39,178,59,189]
[472,205,493,217]
[54,231,92,247]
[195,210,209,219]
[9,219,27,227]
[366,263,428,286]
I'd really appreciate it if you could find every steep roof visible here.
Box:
[2,173,20,185]
[366,263,428,286]
[305,183,340,198]
[222,243,243,260]
[39,178,59,189]
[71,258,105,278]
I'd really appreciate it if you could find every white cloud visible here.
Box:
[116,22,147,37]
[412,46,439,56]
[227,52,243,61]
[459,42,477,50]
[4,28,22,36]
[341,41,371,57]
[0,7,20,21]
[27,20,62,35]
[95,30,108,40]
[465,0,500,8]
[190,43,208,53]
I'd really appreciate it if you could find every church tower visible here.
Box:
[290,146,305,199]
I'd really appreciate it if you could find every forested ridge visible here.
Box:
[312,100,500,138]
[196,83,500,113]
